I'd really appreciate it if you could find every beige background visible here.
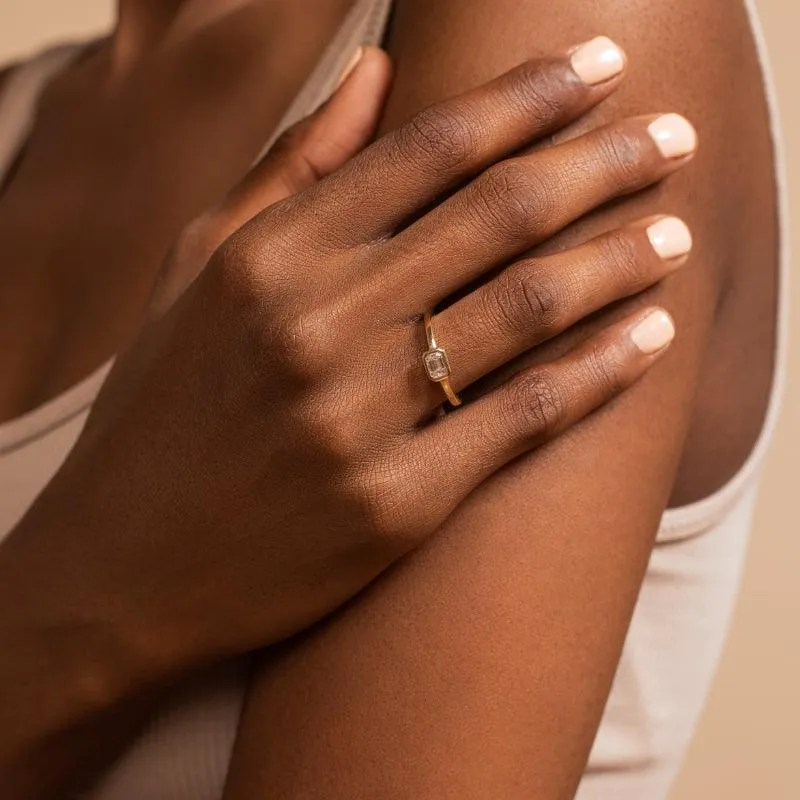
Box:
[1,2,797,797]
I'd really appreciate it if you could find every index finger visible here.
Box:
[301,36,627,243]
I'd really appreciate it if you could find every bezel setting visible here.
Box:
[423,347,451,382]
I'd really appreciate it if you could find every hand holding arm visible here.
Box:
[0,51,395,798]
[221,0,777,796]
[1,40,694,799]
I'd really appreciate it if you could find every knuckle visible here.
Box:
[473,160,557,238]
[594,126,648,190]
[510,369,567,437]
[507,59,569,120]
[491,265,563,336]
[211,204,297,290]
[598,229,647,289]
[397,104,478,171]
[272,307,340,381]
[211,225,256,280]
[206,259,327,382]
[209,222,348,387]
[349,458,425,551]
[516,269,563,333]
[208,236,272,312]
[584,342,626,398]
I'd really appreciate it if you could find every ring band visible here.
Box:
[422,311,462,407]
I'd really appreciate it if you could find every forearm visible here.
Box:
[0,53,402,795]
[0,491,169,799]
[0,634,159,800]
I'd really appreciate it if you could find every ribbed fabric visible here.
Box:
[0,1,787,797]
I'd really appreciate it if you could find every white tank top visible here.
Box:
[0,1,789,797]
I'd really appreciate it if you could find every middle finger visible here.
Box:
[383,112,698,309]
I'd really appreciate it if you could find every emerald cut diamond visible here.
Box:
[423,347,451,381]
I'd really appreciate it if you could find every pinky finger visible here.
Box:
[411,307,675,512]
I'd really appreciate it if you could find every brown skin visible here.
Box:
[0,0,357,420]
[0,48,397,799]
[221,1,778,799]
[0,0,776,797]
[1,22,696,800]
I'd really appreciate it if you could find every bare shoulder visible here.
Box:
[383,0,779,506]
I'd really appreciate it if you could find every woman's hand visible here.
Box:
[1,38,696,798]
[9,38,695,684]
[0,47,397,800]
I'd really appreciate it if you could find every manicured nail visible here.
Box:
[631,309,675,354]
[648,114,698,159]
[647,217,693,261]
[335,46,364,89]
[570,36,625,85]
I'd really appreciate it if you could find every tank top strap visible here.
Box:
[0,44,85,185]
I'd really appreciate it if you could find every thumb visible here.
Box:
[149,46,393,318]
[216,45,394,231]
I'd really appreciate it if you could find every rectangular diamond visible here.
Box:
[423,348,450,381]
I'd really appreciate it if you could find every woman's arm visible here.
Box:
[0,57,399,799]
[1,42,693,798]
[223,1,777,797]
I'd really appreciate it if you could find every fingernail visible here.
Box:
[570,36,625,85]
[335,46,364,89]
[648,114,698,159]
[631,309,675,354]
[647,217,693,260]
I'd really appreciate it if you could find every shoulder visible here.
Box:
[383,0,756,167]
[381,0,778,504]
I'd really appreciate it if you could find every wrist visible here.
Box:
[0,488,178,770]
[0,576,167,800]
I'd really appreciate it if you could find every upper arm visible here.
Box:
[223,1,776,797]
[376,0,777,504]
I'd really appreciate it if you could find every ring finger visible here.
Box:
[405,215,692,415]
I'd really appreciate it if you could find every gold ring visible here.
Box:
[422,311,462,407]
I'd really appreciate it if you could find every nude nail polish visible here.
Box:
[335,46,364,89]
[570,37,625,85]
[631,309,676,354]
[648,114,698,159]
[647,217,693,260]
